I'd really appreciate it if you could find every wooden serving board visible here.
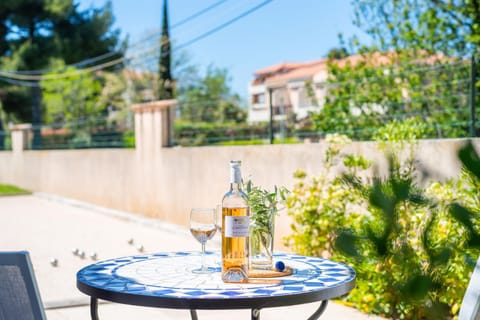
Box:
[248,266,293,278]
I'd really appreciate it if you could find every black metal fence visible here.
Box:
[1,116,134,151]
[0,130,11,150]
[172,55,480,146]
[2,55,479,150]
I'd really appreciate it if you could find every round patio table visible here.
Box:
[76,251,355,320]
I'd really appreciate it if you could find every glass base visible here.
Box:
[192,266,216,274]
[250,258,273,270]
[222,267,248,283]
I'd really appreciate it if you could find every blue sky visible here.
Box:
[78,0,369,99]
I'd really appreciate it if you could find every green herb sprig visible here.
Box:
[245,181,289,258]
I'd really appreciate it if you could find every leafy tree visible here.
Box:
[125,26,198,104]
[327,47,349,60]
[309,0,479,141]
[40,59,129,148]
[52,2,122,64]
[0,0,123,138]
[351,0,480,56]
[0,0,73,146]
[312,49,471,140]
[304,80,319,107]
[173,49,201,96]
[41,60,102,125]
[179,65,246,123]
[96,71,127,120]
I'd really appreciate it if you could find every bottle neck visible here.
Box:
[230,166,242,191]
[230,182,241,191]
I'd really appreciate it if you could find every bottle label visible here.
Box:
[224,216,250,237]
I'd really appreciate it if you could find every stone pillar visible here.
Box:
[131,99,176,153]
[10,124,31,153]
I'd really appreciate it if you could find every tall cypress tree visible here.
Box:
[158,0,174,99]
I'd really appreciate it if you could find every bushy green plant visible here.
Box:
[311,48,471,140]
[71,131,92,149]
[122,130,135,148]
[338,163,453,319]
[285,134,370,258]
[173,120,270,146]
[286,121,480,319]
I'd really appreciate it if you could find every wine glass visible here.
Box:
[190,208,217,274]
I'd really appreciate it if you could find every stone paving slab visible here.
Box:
[0,194,384,320]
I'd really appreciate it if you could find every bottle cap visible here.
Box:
[230,160,241,167]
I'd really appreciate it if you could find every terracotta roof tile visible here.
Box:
[254,59,327,85]
[265,61,327,84]
[252,52,453,86]
[254,62,306,75]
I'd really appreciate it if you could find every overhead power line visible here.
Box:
[124,0,233,59]
[171,0,228,29]
[173,0,273,53]
[0,57,125,81]
[10,51,123,75]
[126,0,273,61]
[0,0,274,83]
[128,0,273,61]
[0,77,40,87]
[0,0,230,76]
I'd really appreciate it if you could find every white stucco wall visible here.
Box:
[0,138,475,250]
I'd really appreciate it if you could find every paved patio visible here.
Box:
[0,194,384,320]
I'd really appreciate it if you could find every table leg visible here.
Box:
[252,308,261,320]
[90,297,99,320]
[307,300,328,320]
[190,309,198,320]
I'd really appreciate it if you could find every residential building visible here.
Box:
[247,59,329,123]
[247,52,449,123]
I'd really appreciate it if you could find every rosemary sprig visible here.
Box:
[245,181,289,257]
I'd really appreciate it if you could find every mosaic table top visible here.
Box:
[76,251,355,310]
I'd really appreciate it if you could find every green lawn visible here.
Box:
[0,184,31,196]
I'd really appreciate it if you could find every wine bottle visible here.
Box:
[221,160,250,283]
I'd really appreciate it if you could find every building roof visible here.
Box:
[252,59,327,86]
[251,51,452,87]
[254,62,313,76]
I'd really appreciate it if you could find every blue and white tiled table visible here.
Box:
[76,251,355,320]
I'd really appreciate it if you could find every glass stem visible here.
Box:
[201,242,206,270]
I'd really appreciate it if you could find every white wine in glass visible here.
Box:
[190,208,217,274]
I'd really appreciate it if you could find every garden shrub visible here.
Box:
[285,133,369,258]
[174,120,270,146]
[40,131,74,149]
[174,120,312,146]
[286,119,480,319]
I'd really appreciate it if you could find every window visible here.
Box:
[298,88,311,108]
[252,93,265,104]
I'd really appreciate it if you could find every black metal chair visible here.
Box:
[0,251,46,320]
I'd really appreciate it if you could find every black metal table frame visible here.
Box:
[88,296,328,320]
[78,277,355,320]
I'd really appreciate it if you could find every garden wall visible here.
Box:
[0,126,475,250]
[2,101,477,249]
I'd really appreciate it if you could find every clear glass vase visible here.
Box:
[249,210,275,270]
